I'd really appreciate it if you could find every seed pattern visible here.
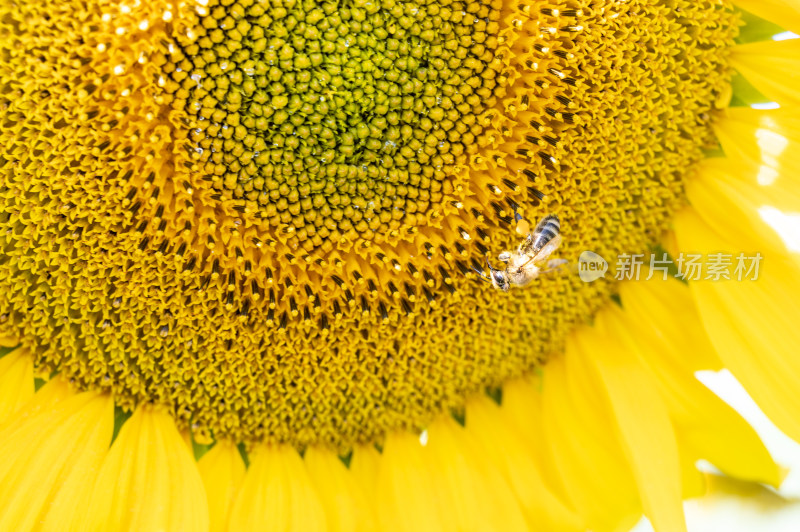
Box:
[0,0,738,449]
[181,0,504,246]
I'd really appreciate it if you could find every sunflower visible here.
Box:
[1,0,800,529]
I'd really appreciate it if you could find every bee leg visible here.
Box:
[470,266,491,283]
[513,205,523,223]
[541,258,568,273]
[498,251,511,263]
[469,260,492,283]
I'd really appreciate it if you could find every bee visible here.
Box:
[475,213,567,291]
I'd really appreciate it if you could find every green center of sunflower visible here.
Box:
[182,0,502,241]
[0,0,738,450]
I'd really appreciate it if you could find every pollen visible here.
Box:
[0,0,739,449]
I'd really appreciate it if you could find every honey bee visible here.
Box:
[475,213,567,291]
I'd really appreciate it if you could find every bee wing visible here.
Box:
[510,233,562,274]
[531,233,562,264]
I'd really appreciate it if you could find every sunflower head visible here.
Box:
[1,0,737,452]
[5,0,800,531]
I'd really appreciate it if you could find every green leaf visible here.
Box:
[650,245,687,285]
[192,438,215,461]
[735,7,788,45]
[237,442,251,468]
[338,450,353,469]
[485,386,503,406]
[111,406,133,444]
[729,72,773,107]
[0,345,18,360]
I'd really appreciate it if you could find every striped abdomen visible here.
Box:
[529,214,560,255]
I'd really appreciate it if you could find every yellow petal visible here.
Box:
[676,433,708,501]
[732,0,800,34]
[349,443,381,496]
[424,416,529,532]
[618,278,781,488]
[687,155,800,253]
[198,441,245,532]
[674,200,800,443]
[731,39,800,107]
[618,272,721,373]
[661,230,681,262]
[690,474,800,527]
[374,432,453,532]
[229,444,327,532]
[583,314,686,532]
[541,350,641,532]
[700,473,789,508]
[81,406,210,531]
[714,107,800,191]
[304,447,376,532]
[500,377,573,505]
[685,158,799,262]
[0,348,34,424]
[1,378,72,434]
[0,335,19,347]
[181,428,194,452]
[0,381,113,531]
[704,126,800,227]
[465,395,584,531]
